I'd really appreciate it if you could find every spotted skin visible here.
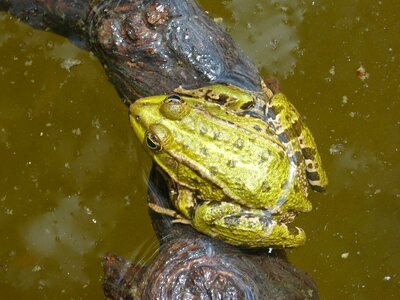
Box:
[263,93,328,192]
[130,84,327,248]
[175,82,328,192]
[130,92,314,248]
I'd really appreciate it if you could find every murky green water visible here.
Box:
[0,1,399,299]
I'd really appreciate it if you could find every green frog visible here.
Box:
[129,83,327,248]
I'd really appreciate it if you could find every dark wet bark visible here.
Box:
[1,0,262,104]
[2,0,319,299]
[87,0,263,104]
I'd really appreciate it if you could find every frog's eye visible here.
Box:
[164,94,184,104]
[146,124,172,151]
[160,95,189,120]
[145,132,162,151]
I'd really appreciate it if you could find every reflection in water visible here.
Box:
[5,196,95,290]
[23,196,95,279]
[0,13,156,298]
[227,0,304,77]
[335,146,380,172]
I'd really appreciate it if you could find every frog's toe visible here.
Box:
[254,223,306,248]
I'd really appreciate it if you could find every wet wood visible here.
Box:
[1,0,262,104]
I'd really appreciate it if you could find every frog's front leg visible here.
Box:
[149,186,201,225]
[170,186,198,220]
[148,203,192,225]
[148,179,198,225]
[266,93,328,192]
[192,201,306,248]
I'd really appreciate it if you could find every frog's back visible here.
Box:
[163,101,310,212]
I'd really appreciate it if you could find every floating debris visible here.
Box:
[329,143,345,155]
[383,275,391,281]
[349,111,357,118]
[213,17,224,24]
[356,65,369,81]
[341,252,350,259]
[60,58,82,72]
[329,66,336,76]
[32,265,42,272]
[72,128,81,136]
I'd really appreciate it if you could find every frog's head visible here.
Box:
[129,94,191,152]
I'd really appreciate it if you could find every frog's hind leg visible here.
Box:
[296,123,328,192]
[266,93,328,192]
[193,201,305,248]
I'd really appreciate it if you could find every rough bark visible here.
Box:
[1,1,319,299]
[1,0,262,103]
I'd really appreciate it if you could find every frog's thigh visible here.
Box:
[297,126,328,192]
[193,201,305,248]
[271,93,328,191]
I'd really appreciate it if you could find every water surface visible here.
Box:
[1,0,399,298]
